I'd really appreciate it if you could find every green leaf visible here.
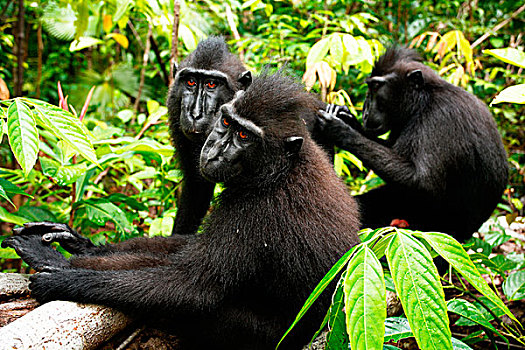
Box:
[277,244,359,348]
[7,99,39,177]
[484,48,525,69]
[451,337,474,350]
[490,84,525,105]
[24,98,98,165]
[69,36,104,51]
[0,178,29,206]
[326,278,349,350]
[40,158,87,186]
[502,270,525,301]
[116,139,174,157]
[107,193,148,212]
[0,206,29,225]
[113,0,133,24]
[344,245,386,350]
[415,231,519,324]
[0,183,14,207]
[384,317,413,342]
[306,37,331,68]
[329,34,344,71]
[76,199,135,235]
[447,299,507,342]
[16,206,58,223]
[384,317,473,350]
[386,230,452,350]
[41,2,76,41]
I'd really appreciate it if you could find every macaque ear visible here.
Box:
[284,136,303,156]
[172,62,178,78]
[238,71,252,89]
[407,69,424,90]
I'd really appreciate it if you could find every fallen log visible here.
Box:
[0,273,132,350]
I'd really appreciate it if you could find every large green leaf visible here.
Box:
[502,270,525,301]
[306,37,331,68]
[277,244,359,348]
[415,231,518,324]
[447,299,507,342]
[484,48,525,68]
[386,230,452,350]
[344,245,386,350]
[325,278,349,350]
[24,98,98,165]
[491,84,525,105]
[0,206,29,226]
[6,99,39,177]
[42,2,76,41]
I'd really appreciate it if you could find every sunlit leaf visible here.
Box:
[386,230,452,350]
[40,158,87,186]
[7,99,39,177]
[484,48,525,69]
[69,36,104,52]
[329,34,344,71]
[490,84,525,105]
[116,139,174,157]
[179,24,197,51]
[306,37,331,68]
[42,2,76,41]
[344,245,386,350]
[114,0,133,24]
[415,231,519,324]
[24,98,98,165]
[107,33,129,49]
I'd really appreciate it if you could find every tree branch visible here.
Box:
[471,3,525,48]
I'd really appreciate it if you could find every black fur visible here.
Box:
[320,46,508,241]
[7,71,360,350]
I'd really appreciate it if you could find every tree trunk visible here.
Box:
[14,0,25,96]
[36,24,43,98]
[134,24,152,112]
[169,0,181,85]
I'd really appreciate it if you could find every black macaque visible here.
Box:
[320,46,508,242]
[167,36,252,236]
[3,71,360,350]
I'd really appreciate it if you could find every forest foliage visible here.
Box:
[0,1,524,349]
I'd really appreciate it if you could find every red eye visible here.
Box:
[187,79,196,87]
[222,118,230,127]
[238,131,248,140]
[207,81,216,89]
